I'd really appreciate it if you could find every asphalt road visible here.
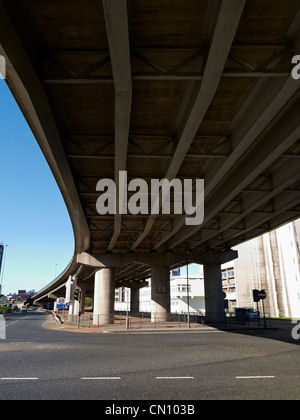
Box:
[0,311,300,401]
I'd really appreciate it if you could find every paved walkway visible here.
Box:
[43,310,275,334]
[44,310,218,334]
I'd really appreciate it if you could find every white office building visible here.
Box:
[233,220,300,318]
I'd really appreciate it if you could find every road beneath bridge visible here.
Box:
[0,311,300,400]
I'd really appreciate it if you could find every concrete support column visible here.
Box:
[93,268,115,326]
[151,265,170,322]
[48,294,59,312]
[204,263,225,323]
[67,276,77,316]
[73,296,80,316]
[76,282,89,315]
[130,288,140,314]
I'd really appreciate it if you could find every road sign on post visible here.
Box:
[253,290,267,327]
[56,297,66,310]
[253,290,267,328]
[258,290,267,300]
[253,289,267,301]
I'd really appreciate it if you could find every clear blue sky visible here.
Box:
[0,80,74,295]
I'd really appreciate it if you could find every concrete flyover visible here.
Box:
[1,0,300,323]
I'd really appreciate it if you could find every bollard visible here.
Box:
[0,315,6,340]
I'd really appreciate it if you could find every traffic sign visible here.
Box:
[56,297,66,310]
[57,297,66,305]
[258,290,267,300]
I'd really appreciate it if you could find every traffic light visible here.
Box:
[74,290,80,302]
[253,289,259,303]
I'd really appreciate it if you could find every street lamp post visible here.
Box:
[126,289,130,330]
[186,262,190,329]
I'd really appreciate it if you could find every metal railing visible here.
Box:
[65,311,272,330]
[67,312,204,329]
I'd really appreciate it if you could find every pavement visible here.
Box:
[45,311,218,333]
[45,310,277,334]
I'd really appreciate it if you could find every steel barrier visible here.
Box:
[65,311,272,330]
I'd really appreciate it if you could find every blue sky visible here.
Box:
[0,80,74,295]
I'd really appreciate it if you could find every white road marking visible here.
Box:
[3,316,29,329]
[81,377,121,380]
[1,378,39,381]
[3,320,19,328]
[156,377,194,380]
[236,376,275,379]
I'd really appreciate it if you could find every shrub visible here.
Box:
[0,306,12,315]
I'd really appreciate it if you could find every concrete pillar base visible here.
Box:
[204,263,225,323]
[130,288,140,314]
[151,265,170,323]
[93,268,115,326]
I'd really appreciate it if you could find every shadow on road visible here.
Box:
[211,319,300,346]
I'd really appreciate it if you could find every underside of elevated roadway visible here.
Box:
[0,0,300,315]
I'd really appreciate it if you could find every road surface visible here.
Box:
[0,311,299,400]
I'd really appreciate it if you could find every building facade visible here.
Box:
[234,220,300,318]
[221,264,237,313]
[6,290,35,303]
